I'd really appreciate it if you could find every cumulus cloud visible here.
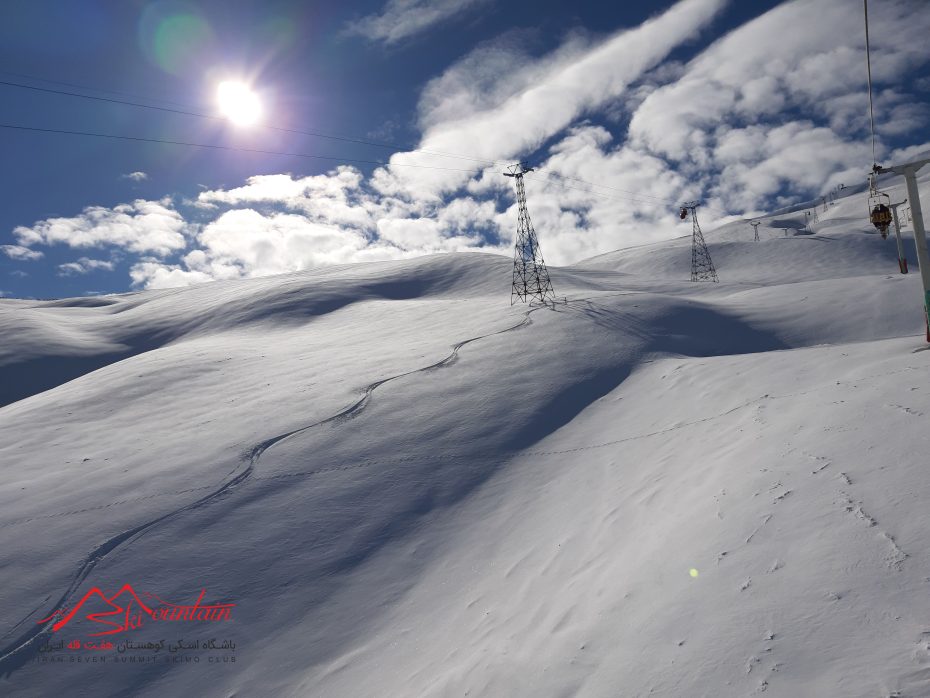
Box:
[57,257,116,276]
[12,199,190,256]
[122,171,148,182]
[129,193,495,289]
[345,0,492,45]
[627,0,930,173]
[1,244,44,261]
[196,168,374,229]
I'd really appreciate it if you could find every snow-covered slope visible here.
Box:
[1,180,928,697]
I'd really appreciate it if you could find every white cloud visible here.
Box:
[1,244,44,261]
[345,0,492,45]
[57,257,116,276]
[12,199,189,256]
[32,0,930,290]
[197,209,375,276]
[122,171,148,182]
[375,0,727,199]
[196,168,374,229]
[628,0,930,165]
[129,261,215,290]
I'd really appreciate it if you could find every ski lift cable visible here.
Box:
[540,171,681,206]
[864,0,878,168]
[533,173,685,208]
[537,169,732,218]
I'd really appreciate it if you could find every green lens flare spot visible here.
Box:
[153,14,213,74]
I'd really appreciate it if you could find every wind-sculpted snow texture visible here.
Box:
[1,179,929,697]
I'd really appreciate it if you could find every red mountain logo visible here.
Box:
[37,584,234,636]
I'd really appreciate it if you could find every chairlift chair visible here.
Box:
[868,190,892,238]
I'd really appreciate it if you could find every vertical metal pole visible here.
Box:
[889,202,908,274]
[901,168,930,340]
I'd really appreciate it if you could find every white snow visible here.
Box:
[1,175,929,697]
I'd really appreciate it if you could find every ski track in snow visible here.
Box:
[0,303,543,674]
[1,284,924,680]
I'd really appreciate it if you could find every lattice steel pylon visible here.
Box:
[504,163,555,304]
[751,220,761,242]
[680,201,718,282]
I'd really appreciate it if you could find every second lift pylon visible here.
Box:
[504,163,556,304]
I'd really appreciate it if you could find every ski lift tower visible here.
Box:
[874,159,930,340]
[679,201,718,282]
[751,220,761,242]
[504,163,555,305]
[888,199,909,274]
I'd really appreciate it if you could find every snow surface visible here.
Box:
[1,177,929,697]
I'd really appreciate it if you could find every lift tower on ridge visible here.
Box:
[504,163,555,304]
[680,201,718,282]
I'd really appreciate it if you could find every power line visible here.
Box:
[0,119,683,208]
[1,121,742,224]
[0,123,495,174]
[0,73,727,213]
[0,73,748,218]
[0,77,508,168]
[0,69,198,110]
[0,72,740,216]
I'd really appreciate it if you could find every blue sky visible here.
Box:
[1,0,928,299]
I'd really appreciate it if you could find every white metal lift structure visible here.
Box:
[875,158,930,341]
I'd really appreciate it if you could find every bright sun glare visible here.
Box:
[217,81,262,126]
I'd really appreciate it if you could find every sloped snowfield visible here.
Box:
[1,184,929,697]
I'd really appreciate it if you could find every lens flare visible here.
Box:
[217,81,262,126]
[689,568,699,578]
[139,5,214,75]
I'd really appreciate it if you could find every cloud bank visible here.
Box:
[7,0,930,291]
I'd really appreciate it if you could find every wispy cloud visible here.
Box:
[344,0,492,45]
[375,0,728,198]
[57,257,116,276]
[1,244,44,261]
[121,171,148,182]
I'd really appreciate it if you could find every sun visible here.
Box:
[217,81,262,126]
